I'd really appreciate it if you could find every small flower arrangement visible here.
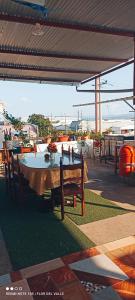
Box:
[47,142,57,153]
[44,153,50,161]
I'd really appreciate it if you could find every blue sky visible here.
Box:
[0,63,133,121]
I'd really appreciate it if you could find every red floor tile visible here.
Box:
[107,245,135,279]
[74,269,122,286]
[27,272,63,300]
[10,271,22,282]
[62,247,99,265]
[59,280,92,300]
[50,266,78,287]
[113,279,135,300]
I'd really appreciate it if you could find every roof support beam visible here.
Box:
[0,13,135,37]
[0,46,127,63]
[73,96,135,107]
[81,59,134,85]
[76,87,133,93]
[0,63,97,75]
[0,74,80,84]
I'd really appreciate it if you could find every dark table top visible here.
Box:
[18,152,81,170]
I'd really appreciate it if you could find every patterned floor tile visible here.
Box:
[0,279,33,299]
[74,269,121,287]
[59,280,92,300]
[50,266,78,287]
[107,244,135,279]
[91,286,122,300]
[10,271,22,282]
[27,272,63,300]
[62,247,99,265]
[103,237,135,252]
[69,254,128,281]
[95,245,108,254]
[81,280,107,295]
[79,213,135,245]
[0,274,11,287]
[21,258,64,279]
[113,279,135,300]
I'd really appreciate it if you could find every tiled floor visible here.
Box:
[0,165,135,299]
[0,237,135,299]
[86,159,135,210]
[78,213,135,245]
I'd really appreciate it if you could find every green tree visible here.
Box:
[3,110,24,131]
[28,114,53,137]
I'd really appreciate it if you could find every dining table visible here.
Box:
[16,152,88,195]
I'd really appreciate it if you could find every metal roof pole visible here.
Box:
[81,59,134,85]
[95,77,100,133]
[73,96,135,107]
[98,78,102,134]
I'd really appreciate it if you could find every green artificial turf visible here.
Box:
[65,189,128,225]
[0,179,94,270]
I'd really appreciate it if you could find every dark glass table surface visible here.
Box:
[18,152,81,169]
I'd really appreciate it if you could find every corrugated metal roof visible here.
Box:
[0,22,132,58]
[0,1,135,31]
[0,54,118,72]
[0,67,90,81]
[0,0,134,84]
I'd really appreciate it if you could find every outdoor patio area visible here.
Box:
[0,1,135,299]
[0,160,135,300]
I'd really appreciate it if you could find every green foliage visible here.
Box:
[3,110,24,131]
[56,130,68,136]
[103,127,112,134]
[51,129,58,142]
[90,131,103,140]
[67,130,76,135]
[75,131,84,136]
[28,114,53,137]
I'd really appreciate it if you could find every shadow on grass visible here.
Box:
[0,178,94,271]
[85,201,126,211]
[62,189,129,226]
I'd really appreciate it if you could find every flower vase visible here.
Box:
[50,152,55,160]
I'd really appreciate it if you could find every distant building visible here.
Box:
[112,124,134,135]
[55,125,70,131]
[70,119,135,134]
[22,124,38,138]
[70,121,80,131]
[70,120,94,131]
[0,123,38,138]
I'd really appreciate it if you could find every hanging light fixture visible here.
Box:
[32,22,44,36]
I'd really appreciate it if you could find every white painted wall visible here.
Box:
[36,140,94,158]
